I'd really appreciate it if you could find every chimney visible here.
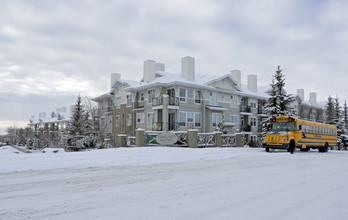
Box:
[247,74,257,92]
[111,73,121,89]
[143,60,156,82]
[297,89,304,101]
[156,63,165,72]
[181,56,195,81]
[230,70,241,88]
[309,92,317,105]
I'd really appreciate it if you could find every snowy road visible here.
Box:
[1,147,348,220]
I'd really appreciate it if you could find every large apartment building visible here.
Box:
[93,56,273,144]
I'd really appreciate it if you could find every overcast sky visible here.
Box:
[1,0,348,134]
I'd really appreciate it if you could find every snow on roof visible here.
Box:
[125,70,269,100]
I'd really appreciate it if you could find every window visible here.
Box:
[250,99,257,108]
[250,135,257,142]
[100,117,106,128]
[212,113,222,127]
[115,97,121,109]
[126,94,132,107]
[167,88,175,97]
[230,95,237,108]
[139,92,144,102]
[179,88,186,102]
[250,117,257,127]
[115,115,120,126]
[195,113,201,127]
[108,115,112,124]
[230,115,238,126]
[147,113,154,127]
[148,89,155,104]
[195,90,201,104]
[179,112,186,126]
[126,114,132,126]
[241,117,244,126]
[187,113,194,123]
[188,89,194,99]
[136,113,144,123]
[209,92,218,105]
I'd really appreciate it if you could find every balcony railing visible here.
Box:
[152,96,179,107]
[168,97,179,106]
[240,105,251,113]
[152,97,164,106]
[152,122,180,131]
[257,107,267,115]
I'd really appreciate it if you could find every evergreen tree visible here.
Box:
[264,66,294,116]
[325,95,335,125]
[344,101,348,126]
[63,95,99,151]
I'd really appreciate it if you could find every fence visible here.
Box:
[114,131,248,148]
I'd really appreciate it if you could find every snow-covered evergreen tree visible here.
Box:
[63,95,100,151]
[325,95,335,125]
[264,66,294,116]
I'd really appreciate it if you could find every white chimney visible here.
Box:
[297,89,304,101]
[111,73,121,89]
[156,63,165,72]
[39,112,46,118]
[230,70,241,88]
[143,60,156,82]
[247,74,257,92]
[309,92,317,105]
[181,56,195,81]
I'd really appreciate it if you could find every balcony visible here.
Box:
[240,105,251,113]
[152,96,179,107]
[257,107,268,116]
[168,97,179,106]
[152,97,164,106]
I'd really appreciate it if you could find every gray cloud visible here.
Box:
[1,0,348,133]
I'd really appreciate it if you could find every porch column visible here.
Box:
[162,94,169,132]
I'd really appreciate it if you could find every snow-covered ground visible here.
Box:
[1,146,348,220]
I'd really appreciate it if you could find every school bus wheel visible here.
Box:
[289,140,296,154]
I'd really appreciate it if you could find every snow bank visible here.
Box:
[0,146,271,173]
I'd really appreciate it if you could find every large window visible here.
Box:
[179,112,186,126]
[250,117,257,127]
[126,94,132,107]
[230,115,238,126]
[195,90,201,104]
[147,113,154,127]
[139,92,144,102]
[179,88,186,102]
[188,89,194,99]
[115,97,121,109]
[250,99,257,108]
[148,89,155,104]
[136,113,144,123]
[212,113,222,127]
[126,114,132,126]
[230,95,238,108]
[195,113,201,127]
[187,112,194,123]
[209,92,218,106]
[271,122,296,131]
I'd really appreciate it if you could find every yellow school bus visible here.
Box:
[263,116,337,153]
